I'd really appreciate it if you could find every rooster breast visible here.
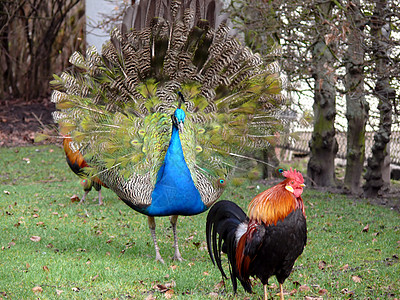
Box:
[248,208,307,285]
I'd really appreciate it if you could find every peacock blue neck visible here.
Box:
[145,111,206,216]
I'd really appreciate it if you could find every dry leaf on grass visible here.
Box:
[299,285,310,292]
[32,286,43,293]
[318,260,327,270]
[70,195,80,203]
[30,236,41,242]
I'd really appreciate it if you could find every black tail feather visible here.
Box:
[206,200,247,293]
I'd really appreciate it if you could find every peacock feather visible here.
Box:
[51,0,283,262]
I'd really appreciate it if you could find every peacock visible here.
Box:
[50,0,284,263]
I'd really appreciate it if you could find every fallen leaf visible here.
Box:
[318,260,327,270]
[92,274,99,281]
[340,264,349,271]
[362,224,369,232]
[30,236,41,242]
[32,214,39,218]
[70,195,80,203]
[32,286,43,293]
[72,287,80,292]
[290,288,297,295]
[43,265,49,272]
[341,288,354,295]
[203,271,209,276]
[14,221,21,227]
[319,288,328,295]
[36,221,44,226]
[145,295,156,300]
[305,297,323,300]
[214,280,225,290]
[352,275,362,283]
[56,289,63,296]
[3,190,10,195]
[299,285,310,292]
[164,289,174,299]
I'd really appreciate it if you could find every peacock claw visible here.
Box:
[173,255,183,262]
[155,256,165,264]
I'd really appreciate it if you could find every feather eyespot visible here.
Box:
[216,178,227,187]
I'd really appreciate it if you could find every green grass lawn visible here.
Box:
[0,145,399,299]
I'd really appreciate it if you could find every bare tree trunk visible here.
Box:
[307,1,338,187]
[344,0,369,194]
[363,0,395,197]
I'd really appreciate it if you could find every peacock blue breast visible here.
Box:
[141,115,206,217]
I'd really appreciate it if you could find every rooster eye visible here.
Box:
[291,181,294,184]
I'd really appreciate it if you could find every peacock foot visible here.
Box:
[155,254,165,264]
[173,251,183,261]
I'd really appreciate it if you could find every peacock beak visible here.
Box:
[178,122,184,133]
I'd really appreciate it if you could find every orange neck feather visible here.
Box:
[63,137,88,168]
[248,181,304,225]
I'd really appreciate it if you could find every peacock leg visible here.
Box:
[263,284,269,300]
[79,191,89,204]
[170,215,183,261]
[148,216,164,263]
[97,189,104,205]
[279,283,284,300]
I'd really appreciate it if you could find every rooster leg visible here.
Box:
[263,284,269,300]
[170,215,183,261]
[279,283,284,300]
[97,189,104,205]
[148,216,164,263]
[79,191,89,204]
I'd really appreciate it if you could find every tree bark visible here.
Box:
[307,1,338,187]
[343,0,369,195]
[363,0,395,197]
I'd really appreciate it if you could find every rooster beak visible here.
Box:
[300,183,306,187]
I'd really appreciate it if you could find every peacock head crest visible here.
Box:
[172,108,185,133]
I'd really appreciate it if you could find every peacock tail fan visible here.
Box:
[50,0,284,208]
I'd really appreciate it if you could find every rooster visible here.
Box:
[206,168,306,300]
[63,136,107,205]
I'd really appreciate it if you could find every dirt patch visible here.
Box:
[0,97,56,146]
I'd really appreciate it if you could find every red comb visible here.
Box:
[282,168,304,182]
